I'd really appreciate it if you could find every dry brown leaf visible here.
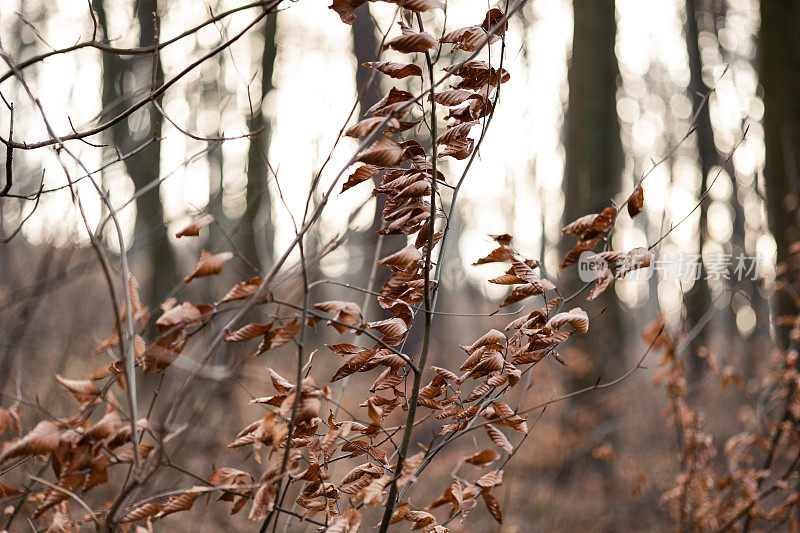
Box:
[266,368,294,393]
[482,490,503,523]
[326,508,363,532]
[0,405,21,436]
[122,273,149,326]
[463,330,505,353]
[370,368,404,392]
[356,136,405,167]
[0,420,60,465]
[184,250,234,283]
[342,164,380,193]
[224,323,273,342]
[560,237,600,268]
[325,343,363,355]
[353,475,389,505]
[446,61,510,90]
[396,180,431,198]
[363,61,422,79]
[331,349,376,382]
[439,137,475,160]
[616,247,653,277]
[254,320,301,355]
[155,302,203,331]
[55,375,100,405]
[313,300,362,334]
[378,244,422,267]
[86,409,122,440]
[587,268,615,301]
[383,25,437,54]
[210,468,253,514]
[440,26,491,52]
[499,281,555,307]
[628,185,644,218]
[487,273,525,285]
[217,277,263,305]
[434,89,482,107]
[366,87,415,117]
[366,316,408,339]
[526,329,571,350]
[481,7,508,36]
[561,206,618,240]
[345,116,401,138]
[156,487,203,518]
[175,214,215,238]
[473,244,514,265]
[431,366,459,381]
[464,449,501,467]
[436,120,478,145]
[328,0,366,24]
[546,307,589,334]
[121,502,163,523]
[475,469,504,490]
[0,483,20,497]
[484,424,512,454]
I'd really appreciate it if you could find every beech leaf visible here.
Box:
[184,250,234,283]
[175,214,215,238]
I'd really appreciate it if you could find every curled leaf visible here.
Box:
[329,0,366,24]
[55,375,99,405]
[225,323,273,342]
[561,207,617,240]
[254,320,301,356]
[363,61,422,79]
[484,424,512,453]
[342,164,380,193]
[464,449,501,467]
[184,250,234,283]
[383,24,437,54]
[441,26,493,52]
[175,214,215,238]
[546,307,589,334]
[628,186,644,218]
[345,116,401,138]
[156,487,203,518]
[0,421,60,465]
[378,244,422,267]
[120,502,163,523]
[217,277,263,305]
[356,136,405,167]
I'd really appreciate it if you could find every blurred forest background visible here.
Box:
[1,0,799,531]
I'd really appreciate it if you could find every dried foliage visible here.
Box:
[647,250,800,532]
[0,1,774,532]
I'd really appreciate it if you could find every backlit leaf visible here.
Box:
[184,250,234,283]
[175,214,215,238]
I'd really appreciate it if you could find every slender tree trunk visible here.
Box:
[132,0,177,306]
[352,5,382,120]
[683,0,716,365]
[760,1,800,347]
[94,0,177,307]
[350,3,384,270]
[561,0,624,400]
[241,16,278,271]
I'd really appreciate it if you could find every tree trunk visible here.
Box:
[241,16,278,271]
[348,4,390,289]
[352,5,382,120]
[760,1,800,347]
[94,0,177,307]
[683,0,716,366]
[561,0,624,399]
